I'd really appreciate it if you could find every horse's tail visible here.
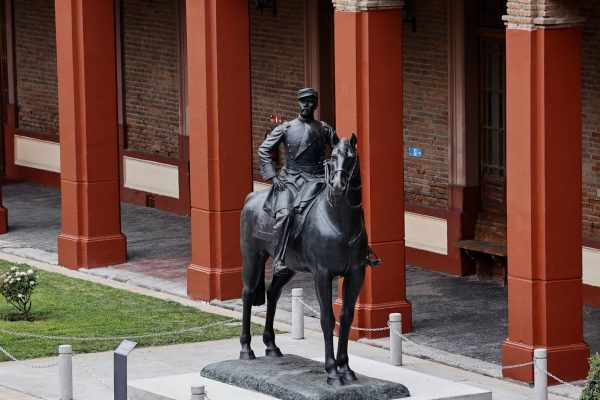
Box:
[252,266,266,306]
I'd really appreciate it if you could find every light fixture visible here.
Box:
[256,0,277,17]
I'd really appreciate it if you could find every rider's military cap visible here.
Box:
[297,88,318,99]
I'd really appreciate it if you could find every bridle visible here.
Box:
[325,146,362,209]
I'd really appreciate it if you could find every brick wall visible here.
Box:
[582,0,600,242]
[14,0,58,135]
[122,0,180,158]
[403,0,449,209]
[250,0,306,178]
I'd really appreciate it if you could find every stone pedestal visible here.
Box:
[200,355,410,400]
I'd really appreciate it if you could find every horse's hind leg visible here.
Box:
[240,250,268,360]
[336,266,365,381]
[264,270,295,357]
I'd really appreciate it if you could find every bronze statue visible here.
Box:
[240,90,378,385]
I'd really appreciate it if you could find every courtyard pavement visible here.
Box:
[0,182,598,382]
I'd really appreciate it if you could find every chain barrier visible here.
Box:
[0,318,239,342]
[389,321,581,392]
[388,324,494,369]
[74,354,135,400]
[0,344,58,369]
[0,319,240,398]
[73,354,113,392]
[502,361,536,370]
[535,363,582,391]
[297,298,321,318]
[297,298,390,332]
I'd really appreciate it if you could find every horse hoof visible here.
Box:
[342,371,358,382]
[327,376,345,387]
[265,347,283,357]
[239,350,256,360]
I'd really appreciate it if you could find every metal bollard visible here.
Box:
[59,345,73,400]
[534,348,548,400]
[191,384,205,400]
[389,313,402,366]
[292,288,304,340]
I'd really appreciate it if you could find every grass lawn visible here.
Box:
[0,261,262,360]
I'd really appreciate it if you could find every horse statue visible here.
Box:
[239,134,369,386]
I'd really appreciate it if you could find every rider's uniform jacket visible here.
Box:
[259,115,339,217]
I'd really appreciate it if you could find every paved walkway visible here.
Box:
[1,182,599,368]
[0,329,581,400]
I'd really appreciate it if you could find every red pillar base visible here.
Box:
[58,233,126,269]
[187,208,243,301]
[502,339,589,383]
[187,264,243,301]
[0,207,7,234]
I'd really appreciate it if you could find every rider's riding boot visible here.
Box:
[363,246,382,267]
[272,212,292,276]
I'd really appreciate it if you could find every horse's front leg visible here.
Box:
[314,268,344,386]
[336,266,365,382]
[264,270,295,357]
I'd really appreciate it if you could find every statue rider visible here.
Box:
[258,88,338,276]
[259,88,381,276]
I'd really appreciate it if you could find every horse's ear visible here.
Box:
[350,133,358,147]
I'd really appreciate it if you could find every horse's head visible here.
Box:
[329,133,359,194]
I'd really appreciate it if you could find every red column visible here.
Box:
[0,1,16,235]
[333,9,412,337]
[502,27,589,382]
[55,0,126,268]
[185,0,252,301]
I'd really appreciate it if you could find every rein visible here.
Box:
[325,152,362,209]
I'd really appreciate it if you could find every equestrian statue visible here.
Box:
[239,88,379,386]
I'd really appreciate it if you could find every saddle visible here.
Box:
[252,193,321,243]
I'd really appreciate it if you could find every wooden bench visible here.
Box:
[455,239,508,286]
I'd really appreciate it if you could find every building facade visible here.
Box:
[0,0,597,383]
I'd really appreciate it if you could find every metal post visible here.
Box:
[292,288,304,340]
[534,348,548,400]
[58,345,73,400]
[389,313,402,366]
[191,384,206,400]
[114,340,137,400]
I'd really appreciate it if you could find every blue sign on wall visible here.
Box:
[408,147,423,158]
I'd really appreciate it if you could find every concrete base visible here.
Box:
[129,373,277,400]
[128,356,491,400]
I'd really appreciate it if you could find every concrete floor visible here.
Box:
[1,182,599,365]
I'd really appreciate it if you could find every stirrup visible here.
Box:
[364,256,382,267]
[363,247,381,267]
